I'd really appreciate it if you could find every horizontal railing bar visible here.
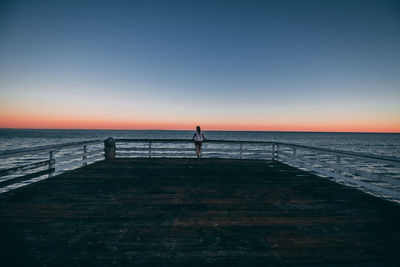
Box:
[0,159,53,177]
[116,153,194,157]
[115,138,193,143]
[117,150,272,155]
[241,149,271,153]
[118,148,242,153]
[202,150,238,153]
[117,148,272,153]
[115,139,400,164]
[115,139,274,145]
[0,140,102,159]
[117,151,196,156]
[116,152,148,155]
[118,147,154,152]
[0,168,54,187]
[150,148,193,152]
[117,147,192,152]
[117,149,272,155]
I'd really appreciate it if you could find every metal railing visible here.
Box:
[1,138,399,202]
[115,139,400,202]
[115,139,275,159]
[0,140,104,193]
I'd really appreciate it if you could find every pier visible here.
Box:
[1,139,400,265]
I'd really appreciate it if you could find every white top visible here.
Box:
[194,131,205,142]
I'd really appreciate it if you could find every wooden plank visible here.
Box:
[0,158,399,266]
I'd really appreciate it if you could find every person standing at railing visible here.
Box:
[192,126,206,159]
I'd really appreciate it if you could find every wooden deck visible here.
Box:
[1,158,400,266]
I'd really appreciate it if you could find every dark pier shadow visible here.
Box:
[1,158,400,266]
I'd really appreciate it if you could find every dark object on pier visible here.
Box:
[0,158,400,266]
[104,137,116,160]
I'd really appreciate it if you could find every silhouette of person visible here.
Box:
[192,126,206,159]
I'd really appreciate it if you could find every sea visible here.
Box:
[1,129,400,199]
[1,129,400,157]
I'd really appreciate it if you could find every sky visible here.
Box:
[0,0,399,132]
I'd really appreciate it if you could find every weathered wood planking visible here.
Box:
[0,158,399,266]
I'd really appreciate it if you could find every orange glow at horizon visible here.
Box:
[1,112,399,133]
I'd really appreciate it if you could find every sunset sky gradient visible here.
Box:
[1,0,399,132]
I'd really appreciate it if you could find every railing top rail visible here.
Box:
[0,140,102,159]
[275,142,400,164]
[115,138,275,144]
[115,138,400,164]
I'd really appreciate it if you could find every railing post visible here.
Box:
[149,141,152,158]
[83,145,87,166]
[104,137,116,160]
[48,150,54,178]
[240,143,243,160]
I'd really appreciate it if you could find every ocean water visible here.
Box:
[1,129,399,158]
[1,129,400,200]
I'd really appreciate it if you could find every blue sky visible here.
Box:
[0,0,399,131]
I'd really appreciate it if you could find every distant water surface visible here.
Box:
[0,129,399,158]
[1,129,399,200]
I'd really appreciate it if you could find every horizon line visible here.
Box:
[1,127,399,134]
